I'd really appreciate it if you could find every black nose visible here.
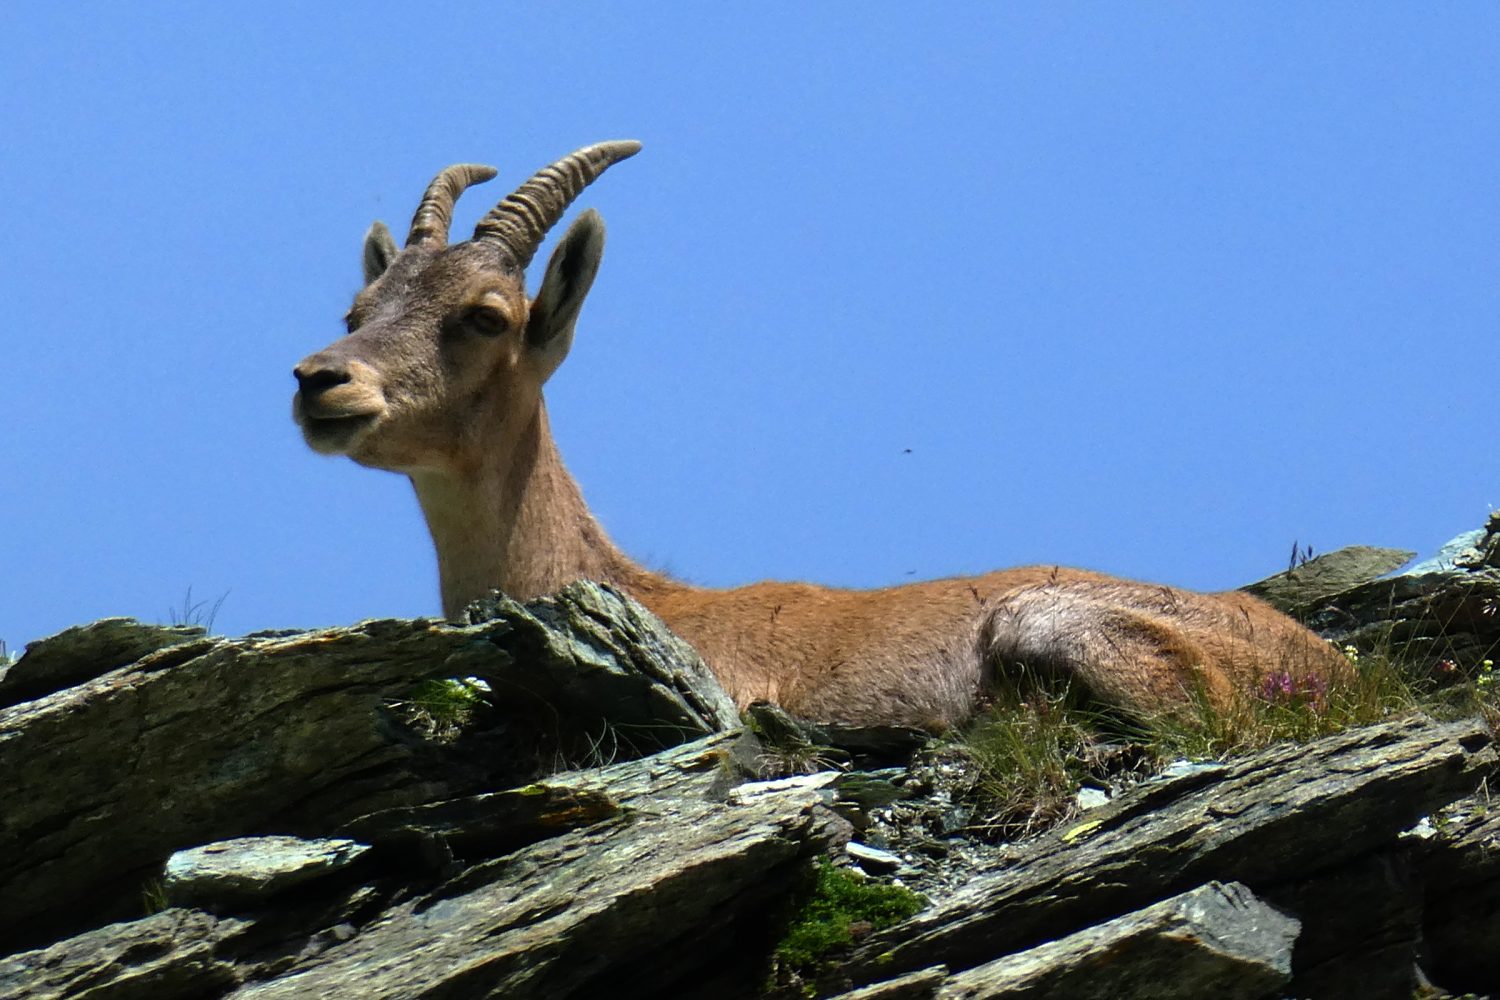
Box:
[294,360,351,395]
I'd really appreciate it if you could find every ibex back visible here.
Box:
[292,141,1346,729]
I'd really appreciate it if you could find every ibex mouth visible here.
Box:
[300,413,380,454]
[294,396,384,455]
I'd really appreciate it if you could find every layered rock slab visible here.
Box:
[844,716,1493,988]
[0,582,736,951]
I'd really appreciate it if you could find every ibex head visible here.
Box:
[292,141,640,475]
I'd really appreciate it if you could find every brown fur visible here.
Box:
[292,149,1347,729]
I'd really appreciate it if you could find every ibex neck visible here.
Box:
[410,401,660,619]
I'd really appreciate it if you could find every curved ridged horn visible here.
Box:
[406,164,500,248]
[472,140,641,267]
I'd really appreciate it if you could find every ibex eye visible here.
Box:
[462,306,508,337]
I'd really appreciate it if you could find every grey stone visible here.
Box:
[830,966,948,999]
[0,909,249,1000]
[1418,793,1500,991]
[848,841,904,873]
[0,583,741,951]
[0,729,842,1000]
[467,580,741,739]
[936,881,1297,999]
[339,784,621,871]
[5,566,1498,1000]
[1074,788,1110,811]
[225,775,842,999]
[0,617,205,709]
[163,836,371,909]
[1400,528,1485,576]
[1241,546,1416,612]
[1301,567,1500,670]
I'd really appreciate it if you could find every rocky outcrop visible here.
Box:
[832,716,1494,998]
[1242,545,1416,609]
[162,837,373,910]
[0,732,844,1000]
[2,528,1498,998]
[843,881,1302,1000]
[1245,512,1500,674]
[0,617,205,709]
[0,582,735,953]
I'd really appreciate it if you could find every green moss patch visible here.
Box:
[774,860,925,976]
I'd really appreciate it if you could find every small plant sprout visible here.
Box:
[167,586,229,632]
[394,678,489,741]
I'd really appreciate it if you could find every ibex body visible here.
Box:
[293,142,1345,729]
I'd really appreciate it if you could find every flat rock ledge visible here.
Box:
[164,837,372,910]
[1244,512,1500,673]
[833,881,1300,1000]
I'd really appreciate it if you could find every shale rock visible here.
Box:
[0,617,205,709]
[0,582,737,952]
[1252,512,1500,675]
[841,717,1493,994]
[163,837,372,910]
[897,881,1299,1000]
[1242,546,1415,611]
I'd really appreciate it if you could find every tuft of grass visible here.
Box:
[395,677,488,741]
[745,703,849,778]
[141,878,169,915]
[773,860,925,979]
[957,678,1102,839]
[950,637,1500,844]
[1432,657,1499,728]
[1147,643,1421,761]
[755,739,846,780]
[166,586,229,633]
[576,721,626,769]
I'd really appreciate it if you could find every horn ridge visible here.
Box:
[406,163,499,248]
[472,140,641,267]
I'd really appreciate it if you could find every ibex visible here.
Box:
[292,141,1346,729]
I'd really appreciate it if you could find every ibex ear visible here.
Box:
[362,221,398,285]
[526,209,606,379]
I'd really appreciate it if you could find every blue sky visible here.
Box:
[2,5,1495,649]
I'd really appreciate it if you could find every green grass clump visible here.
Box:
[141,878,169,915]
[165,586,229,632]
[399,677,488,740]
[952,640,1499,844]
[774,860,925,977]
[1429,656,1500,728]
[1148,644,1421,761]
[958,681,1102,839]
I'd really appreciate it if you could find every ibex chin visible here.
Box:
[292,140,1346,730]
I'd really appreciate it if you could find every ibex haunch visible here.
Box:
[293,141,1346,729]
